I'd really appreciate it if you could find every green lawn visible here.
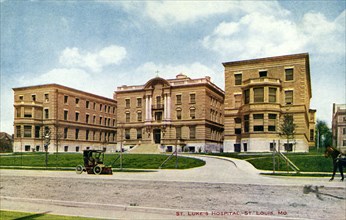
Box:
[210,147,334,172]
[0,153,205,170]
[0,210,99,220]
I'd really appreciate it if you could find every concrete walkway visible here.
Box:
[1,155,345,188]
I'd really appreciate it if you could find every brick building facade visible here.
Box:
[332,103,346,153]
[114,74,224,153]
[13,84,117,153]
[223,53,316,152]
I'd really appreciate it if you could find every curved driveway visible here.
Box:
[1,155,345,188]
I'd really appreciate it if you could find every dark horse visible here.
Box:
[324,146,346,181]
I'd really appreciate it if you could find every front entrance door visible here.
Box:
[153,129,161,144]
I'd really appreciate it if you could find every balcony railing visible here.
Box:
[243,78,281,86]
[152,104,164,110]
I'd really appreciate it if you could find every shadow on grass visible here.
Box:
[14,211,51,220]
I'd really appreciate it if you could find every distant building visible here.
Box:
[223,53,316,152]
[332,103,346,153]
[114,74,224,153]
[0,132,13,152]
[13,84,117,153]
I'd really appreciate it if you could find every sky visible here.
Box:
[1,0,345,134]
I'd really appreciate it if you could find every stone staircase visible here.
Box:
[128,144,162,154]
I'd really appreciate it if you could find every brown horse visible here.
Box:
[324,146,346,181]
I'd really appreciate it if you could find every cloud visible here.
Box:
[120,61,223,88]
[59,45,127,72]
[116,1,289,26]
[202,10,345,60]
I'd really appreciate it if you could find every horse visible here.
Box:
[324,146,346,181]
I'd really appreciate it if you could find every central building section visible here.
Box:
[114,74,224,153]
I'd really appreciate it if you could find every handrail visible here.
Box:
[276,150,300,173]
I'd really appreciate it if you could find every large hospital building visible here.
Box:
[12,53,316,153]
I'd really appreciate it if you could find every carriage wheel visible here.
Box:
[93,165,102,175]
[76,165,84,174]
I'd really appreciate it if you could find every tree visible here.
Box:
[315,120,332,149]
[280,114,296,151]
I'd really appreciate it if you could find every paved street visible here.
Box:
[1,156,345,219]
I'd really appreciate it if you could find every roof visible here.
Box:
[13,83,116,103]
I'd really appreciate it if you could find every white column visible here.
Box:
[145,96,149,121]
[164,94,167,120]
[149,96,152,121]
[167,95,171,120]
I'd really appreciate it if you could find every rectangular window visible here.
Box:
[235,128,242,134]
[137,128,142,139]
[35,126,40,138]
[125,129,130,140]
[86,130,89,140]
[176,109,182,120]
[285,90,293,105]
[75,129,79,140]
[32,94,36,101]
[189,126,196,139]
[156,96,161,106]
[310,129,314,141]
[254,87,264,103]
[137,98,142,107]
[234,74,242,85]
[63,110,68,120]
[268,114,277,131]
[284,143,293,151]
[86,101,90,108]
[93,115,96,124]
[44,109,49,119]
[343,128,346,135]
[126,112,130,123]
[64,128,68,139]
[99,117,102,125]
[259,70,267,78]
[64,95,68,104]
[254,126,264,132]
[16,126,21,138]
[244,115,249,132]
[24,126,32,137]
[19,95,23,101]
[269,88,277,103]
[100,104,103,111]
[86,114,90,124]
[75,112,79,121]
[176,95,182,105]
[190,108,196,119]
[137,112,142,122]
[190,94,196,104]
[176,127,181,139]
[285,68,294,81]
[268,126,276,131]
[75,98,79,105]
[234,118,242,123]
[253,114,264,119]
[125,99,130,108]
[93,102,96,110]
[244,89,250,104]
[343,140,346,146]
[24,107,32,118]
[64,146,68,152]
[25,145,30,152]
[76,146,80,152]
[44,94,49,102]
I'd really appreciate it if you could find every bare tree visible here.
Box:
[280,114,296,151]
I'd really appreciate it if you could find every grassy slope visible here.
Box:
[0,210,99,220]
[0,153,206,170]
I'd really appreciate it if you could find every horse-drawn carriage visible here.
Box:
[75,150,113,175]
[325,146,346,181]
